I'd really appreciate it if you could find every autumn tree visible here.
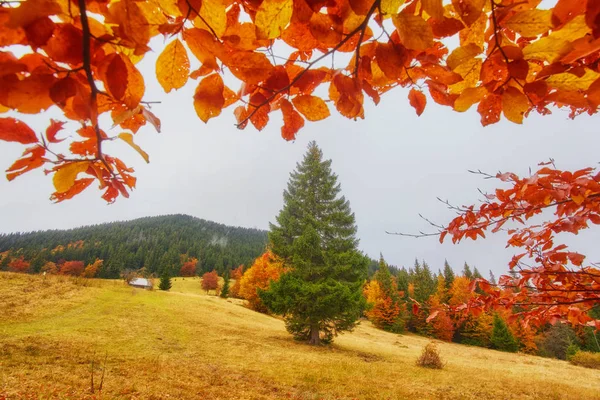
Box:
[201,270,220,294]
[261,142,368,344]
[239,251,283,312]
[60,260,85,276]
[8,256,30,273]
[229,265,244,299]
[41,261,58,275]
[364,255,405,332]
[82,259,102,278]
[180,260,197,277]
[1,0,599,330]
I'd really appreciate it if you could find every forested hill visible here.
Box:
[0,214,268,278]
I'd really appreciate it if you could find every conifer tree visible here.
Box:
[220,271,230,298]
[488,270,497,285]
[443,260,455,290]
[159,270,172,291]
[490,314,519,353]
[261,142,367,345]
[463,263,473,280]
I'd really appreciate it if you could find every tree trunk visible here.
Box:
[309,323,320,345]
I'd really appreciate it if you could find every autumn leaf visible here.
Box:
[375,42,407,80]
[193,74,225,123]
[0,117,38,144]
[408,89,426,116]
[119,132,149,163]
[504,10,553,37]
[292,95,330,121]
[502,87,529,124]
[280,99,304,140]
[452,0,485,27]
[196,0,227,38]
[222,51,274,85]
[393,12,434,51]
[422,0,444,20]
[45,119,65,143]
[156,38,190,93]
[477,93,502,126]
[53,161,91,194]
[255,0,293,40]
[454,86,486,112]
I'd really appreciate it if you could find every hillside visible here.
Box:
[0,214,268,278]
[1,272,598,399]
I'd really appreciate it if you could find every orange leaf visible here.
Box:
[248,92,270,130]
[222,51,274,85]
[393,12,434,51]
[6,145,45,181]
[0,117,38,144]
[105,54,128,102]
[477,92,502,126]
[118,132,150,163]
[408,89,426,116]
[193,74,225,123]
[280,99,304,141]
[53,161,91,194]
[255,0,293,39]
[45,119,65,143]
[292,95,330,121]
[156,38,190,93]
[329,75,364,119]
[452,0,485,27]
[375,42,407,80]
[51,178,94,203]
[422,0,444,19]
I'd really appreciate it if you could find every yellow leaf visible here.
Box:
[504,9,552,37]
[546,69,600,91]
[195,0,227,38]
[393,12,434,51]
[459,12,486,47]
[502,87,529,124]
[156,39,190,93]
[422,0,444,19]
[118,132,150,163]
[522,37,572,63]
[380,0,404,16]
[448,58,482,94]
[193,74,225,123]
[551,15,591,41]
[454,86,487,112]
[255,0,293,40]
[53,161,90,194]
[292,95,330,121]
[447,43,481,70]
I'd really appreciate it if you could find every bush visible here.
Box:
[566,343,580,361]
[569,351,600,370]
[416,342,444,369]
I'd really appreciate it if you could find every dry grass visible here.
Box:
[1,271,599,399]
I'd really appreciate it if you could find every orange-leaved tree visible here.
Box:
[8,256,30,273]
[201,270,219,294]
[239,251,283,312]
[82,258,103,278]
[59,260,85,276]
[229,264,244,299]
[180,258,198,277]
[0,0,599,202]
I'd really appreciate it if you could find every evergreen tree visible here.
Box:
[261,142,368,345]
[472,267,483,279]
[488,270,497,285]
[490,314,518,352]
[463,262,473,280]
[159,270,172,291]
[220,270,230,298]
[443,260,455,290]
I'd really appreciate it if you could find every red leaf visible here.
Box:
[0,117,38,144]
[45,119,65,143]
[408,88,427,116]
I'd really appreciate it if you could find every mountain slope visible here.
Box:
[0,214,268,277]
[1,272,599,399]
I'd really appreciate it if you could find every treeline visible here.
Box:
[0,214,268,278]
[363,256,600,361]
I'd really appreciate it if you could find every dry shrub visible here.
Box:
[416,342,445,369]
[569,351,600,370]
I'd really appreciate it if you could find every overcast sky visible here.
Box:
[1,39,598,277]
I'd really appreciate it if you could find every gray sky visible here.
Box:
[1,40,598,277]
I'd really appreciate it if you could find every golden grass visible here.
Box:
[1,271,599,399]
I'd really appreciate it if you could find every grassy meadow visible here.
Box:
[1,272,599,399]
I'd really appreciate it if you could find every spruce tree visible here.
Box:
[159,270,172,291]
[220,271,230,298]
[490,314,518,352]
[443,260,455,290]
[261,142,368,345]
[463,262,473,280]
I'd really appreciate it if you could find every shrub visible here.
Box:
[569,351,600,370]
[566,343,580,361]
[416,342,444,369]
